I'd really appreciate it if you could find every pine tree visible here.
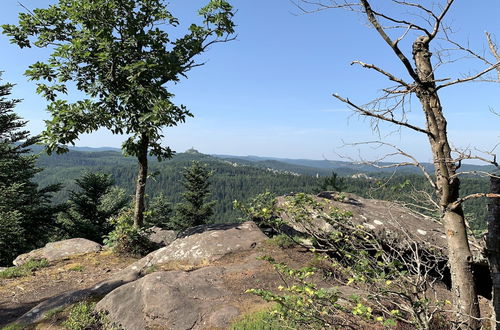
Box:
[57,172,129,242]
[145,193,173,229]
[172,161,215,230]
[0,73,60,265]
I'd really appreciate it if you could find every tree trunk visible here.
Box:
[133,136,149,228]
[413,36,480,328]
[487,176,500,329]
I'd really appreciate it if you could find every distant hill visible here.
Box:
[213,154,495,176]
[32,149,323,223]
[29,147,492,227]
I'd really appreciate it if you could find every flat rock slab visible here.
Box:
[14,238,102,266]
[277,193,471,255]
[125,221,268,273]
[97,254,270,330]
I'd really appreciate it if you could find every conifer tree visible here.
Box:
[57,172,128,242]
[172,161,215,230]
[0,73,60,265]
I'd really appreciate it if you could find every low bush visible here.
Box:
[104,209,158,257]
[63,301,115,330]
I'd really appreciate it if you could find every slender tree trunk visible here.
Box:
[413,36,480,328]
[133,135,149,228]
[487,176,500,329]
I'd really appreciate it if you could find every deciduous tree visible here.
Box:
[2,0,235,228]
[297,0,500,327]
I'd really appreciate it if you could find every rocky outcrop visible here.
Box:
[97,256,267,330]
[278,192,483,259]
[13,238,102,266]
[122,221,267,274]
[14,221,268,325]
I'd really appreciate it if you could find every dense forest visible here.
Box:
[31,146,491,232]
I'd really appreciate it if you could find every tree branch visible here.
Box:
[351,60,410,87]
[449,193,500,210]
[359,0,420,83]
[333,93,431,135]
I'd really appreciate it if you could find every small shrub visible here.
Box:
[230,308,288,330]
[0,258,49,279]
[104,209,158,256]
[62,301,108,330]
[68,265,84,272]
[268,234,297,249]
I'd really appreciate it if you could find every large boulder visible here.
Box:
[14,221,267,325]
[96,254,269,330]
[13,238,102,266]
[278,192,484,260]
[123,221,268,274]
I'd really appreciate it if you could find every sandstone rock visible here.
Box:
[15,221,267,325]
[97,254,268,330]
[147,226,176,246]
[124,221,268,273]
[278,193,484,262]
[13,238,102,266]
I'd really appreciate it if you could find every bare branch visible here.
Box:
[351,60,410,86]
[429,0,454,40]
[333,93,431,135]
[437,62,500,89]
[449,193,500,210]
[343,140,437,190]
[359,0,420,83]
[486,32,500,82]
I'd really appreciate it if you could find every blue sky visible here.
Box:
[1,0,499,162]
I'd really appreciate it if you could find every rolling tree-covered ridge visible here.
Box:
[31,147,491,230]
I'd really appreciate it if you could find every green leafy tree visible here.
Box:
[57,172,129,242]
[2,0,235,228]
[0,73,60,265]
[172,161,215,230]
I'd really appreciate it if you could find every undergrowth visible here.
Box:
[63,301,116,330]
[0,259,49,279]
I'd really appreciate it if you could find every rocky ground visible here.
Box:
[0,193,494,329]
[0,251,137,327]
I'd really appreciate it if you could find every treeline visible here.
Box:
[32,148,491,230]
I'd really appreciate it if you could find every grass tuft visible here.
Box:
[0,259,49,279]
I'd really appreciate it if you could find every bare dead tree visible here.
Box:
[295,0,500,327]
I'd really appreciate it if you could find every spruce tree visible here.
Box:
[172,161,215,230]
[0,73,60,265]
[57,172,129,242]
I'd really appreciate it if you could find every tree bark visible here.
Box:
[133,135,149,228]
[413,36,480,328]
[487,176,500,329]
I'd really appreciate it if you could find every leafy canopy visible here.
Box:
[2,0,235,159]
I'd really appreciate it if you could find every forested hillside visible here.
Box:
[31,147,491,230]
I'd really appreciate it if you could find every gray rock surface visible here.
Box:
[147,226,177,246]
[124,221,268,273]
[13,238,102,266]
[278,192,483,259]
[14,221,267,325]
[97,254,268,330]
